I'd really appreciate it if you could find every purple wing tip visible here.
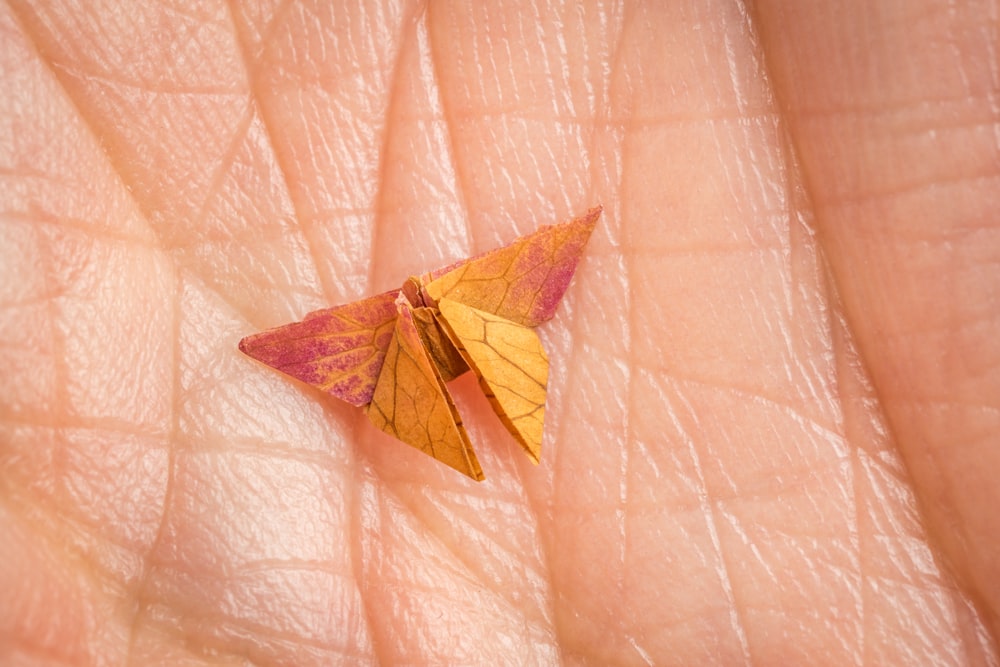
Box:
[237,293,402,408]
[525,205,601,323]
[581,204,602,225]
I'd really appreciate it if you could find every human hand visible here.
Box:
[1,2,997,664]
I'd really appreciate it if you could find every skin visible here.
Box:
[0,0,997,664]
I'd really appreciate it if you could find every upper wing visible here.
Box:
[238,290,399,407]
[422,206,601,327]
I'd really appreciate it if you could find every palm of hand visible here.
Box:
[2,2,998,665]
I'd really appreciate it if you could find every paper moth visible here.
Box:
[239,206,601,480]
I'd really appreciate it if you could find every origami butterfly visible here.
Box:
[239,206,601,480]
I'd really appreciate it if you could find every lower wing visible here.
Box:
[435,297,549,464]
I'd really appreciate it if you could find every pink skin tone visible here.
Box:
[1,2,999,665]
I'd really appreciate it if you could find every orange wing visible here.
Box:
[423,206,600,326]
[238,290,398,407]
[364,296,484,481]
[435,298,549,463]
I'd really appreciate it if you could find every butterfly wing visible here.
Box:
[435,298,548,463]
[423,207,598,461]
[238,290,398,407]
[423,206,600,326]
[365,296,484,480]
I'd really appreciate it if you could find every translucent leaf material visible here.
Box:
[238,206,600,480]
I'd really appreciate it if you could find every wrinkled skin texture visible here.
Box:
[1,1,998,665]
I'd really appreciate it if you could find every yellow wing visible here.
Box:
[422,207,600,327]
[435,297,548,463]
[365,299,484,481]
